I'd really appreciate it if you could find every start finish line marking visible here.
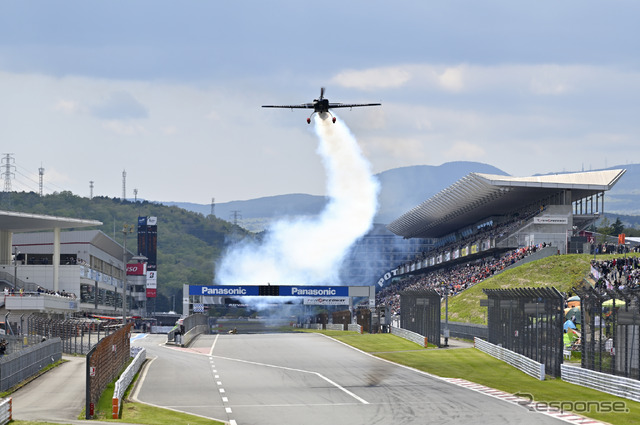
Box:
[211,355,369,405]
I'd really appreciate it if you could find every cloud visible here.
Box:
[331,67,412,90]
[331,63,640,98]
[102,120,148,136]
[443,141,486,161]
[90,91,148,120]
[54,99,82,114]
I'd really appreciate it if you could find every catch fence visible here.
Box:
[399,289,441,347]
[577,284,640,379]
[483,287,564,377]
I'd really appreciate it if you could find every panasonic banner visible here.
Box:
[190,285,260,296]
[280,286,349,297]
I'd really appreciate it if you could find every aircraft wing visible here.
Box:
[327,103,382,109]
[262,103,315,109]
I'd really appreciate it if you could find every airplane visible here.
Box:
[262,87,381,124]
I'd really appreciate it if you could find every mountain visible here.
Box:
[165,161,510,230]
[165,161,640,232]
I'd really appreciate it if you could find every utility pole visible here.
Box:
[122,170,127,201]
[38,165,44,196]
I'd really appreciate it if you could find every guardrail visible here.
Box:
[474,337,545,380]
[347,324,363,333]
[390,326,428,347]
[561,364,640,402]
[326,324,344,331]
[111,347,147,419]
[0,398,11,425]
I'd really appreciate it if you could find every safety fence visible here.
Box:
[112,347,146,418]
[442,321,488,340]
[26,314,118,355]
[0,338,62,391]
[391,326,429,348]
[0,398,11,425]
[561,363,640,403]
[85,323,133,419]
[475,337,545,381]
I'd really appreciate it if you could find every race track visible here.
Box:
[132,333,571,425]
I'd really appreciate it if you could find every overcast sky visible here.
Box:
[0,1,638,204]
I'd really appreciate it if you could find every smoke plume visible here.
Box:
[216,114,379,285]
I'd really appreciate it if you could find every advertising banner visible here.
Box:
[189,285,260,296]
[279,286,349,297]
[303,297,350,306]
[127,263,146,276]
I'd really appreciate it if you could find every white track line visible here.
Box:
[212,354,369,405]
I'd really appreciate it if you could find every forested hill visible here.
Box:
[2,191,251,310]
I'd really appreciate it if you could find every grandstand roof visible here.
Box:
[0,210,101,232]
[387,169,626,239]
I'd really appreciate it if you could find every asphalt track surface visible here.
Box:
[131,333,571,425]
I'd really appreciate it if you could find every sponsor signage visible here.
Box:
[279,286,349,297]
[303,297,350,306]
[190,285,260,296]
[189,285,350,297]
[127,263,146,276]
[533,216,568,225]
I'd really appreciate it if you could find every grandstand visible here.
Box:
[376,169,626,309]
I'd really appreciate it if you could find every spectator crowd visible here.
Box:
[590,256,640,294]
[376,244,548,315]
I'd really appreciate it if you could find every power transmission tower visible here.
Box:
[134,188,138,202]
[89,181,94,199]
[38,165,44,196]
[2,154,15,192]
[210,197,215,217]
[122,170,126,201]
[230,210,242,225]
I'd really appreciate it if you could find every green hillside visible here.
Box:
[445,253,640,325]
[3,191,252,310]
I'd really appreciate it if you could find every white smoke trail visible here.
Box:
[216,114,379,285]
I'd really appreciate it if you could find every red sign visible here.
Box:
[146,288,157,298]
[126,263,146,275]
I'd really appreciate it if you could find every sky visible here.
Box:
[0,1,638,204]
